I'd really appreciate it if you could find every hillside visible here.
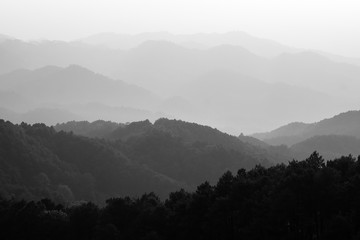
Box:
[0,64,168,126]
[253,110,360,146]
[177,70,347,133]
[3,151,360,240]
[0,65,159,109]
[58,118,293,166]
[3,118,293,204]
[54,120,123,138]
[291,135,360,160]
[0,120,181,203]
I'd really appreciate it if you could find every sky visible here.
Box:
[0,0,359,57]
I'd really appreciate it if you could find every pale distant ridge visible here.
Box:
[253,110,360,146]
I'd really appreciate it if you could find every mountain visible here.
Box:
[268,52,360,98]
[3,151,360,240]
[114,42,269,93]
[2,118,290,203]
[316,50,360,67]
[0,65,168,126]
[0,103,168,127]
[63,102,168,124]
[0,39,130,78]
[81,31,360,66]
[0,107,82,125]
[0,90,32,111]
[79,31,300,57]
[0,64,170,127]
[54,120,123,138]
[4,38,360,97]
[0,34,13,43]
[291,135,360,160]
[252,122,311,146]
[2,39,360,133]
[58,118,293,166]
[177,70,352,134]
[0,120,181,203]
[252,122,310,140]
[253,110,360,146]
[0,65,159,109]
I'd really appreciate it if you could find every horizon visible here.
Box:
[1,0,360,135]
[2,30,360,60]
[1,0,360,58]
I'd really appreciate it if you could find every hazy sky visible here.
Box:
[1,0,359,57]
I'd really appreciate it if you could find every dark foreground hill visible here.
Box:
[1,118,285,204]
[1,152,360,240]
[0,120,181,203]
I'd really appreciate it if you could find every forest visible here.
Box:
[2,2,360,239]
[1,152,360,240]
[2,119,360,239]
[0,118,282,203]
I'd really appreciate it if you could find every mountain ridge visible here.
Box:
[252,110,360,146]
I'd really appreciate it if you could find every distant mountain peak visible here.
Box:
[253,110,360,147]
[134,40,186,51]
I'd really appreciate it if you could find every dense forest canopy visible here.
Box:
[1,152,360,240]
[1,118,287,204]
[2,118,360,239]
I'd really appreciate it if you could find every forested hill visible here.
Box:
[1,152,360,240]
[53,120,123,138]
[0,119,181,203]
[56,118,292,164]
[1,119,284,204]
[3,119,360,239]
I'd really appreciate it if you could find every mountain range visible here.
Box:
[0,61,357,134]
[2,33,360,133]
[0,65,170,125]
[252,110,360,159]
[2,110,360,203]
[1,117,285,203]
[79,31,360,66]
[253,110,360,145]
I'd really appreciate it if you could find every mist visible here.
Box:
[3,1,360,239]
[1,32,360,134]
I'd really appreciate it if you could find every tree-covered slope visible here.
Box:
[2,152,360,240]
[58,118,295,182]
[0,120,181,203]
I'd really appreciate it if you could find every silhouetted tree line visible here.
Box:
[1,152,360,240]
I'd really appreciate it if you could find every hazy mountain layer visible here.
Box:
[79,31,299,57]
[0,65,170,126]
[291,135,360,160]
[80,31,360,66]
[253,110,360,146]
[2,38,360,98]
[0,65,159,109]
[1,38,360,133]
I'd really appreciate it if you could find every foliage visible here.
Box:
[1,153,360,240]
